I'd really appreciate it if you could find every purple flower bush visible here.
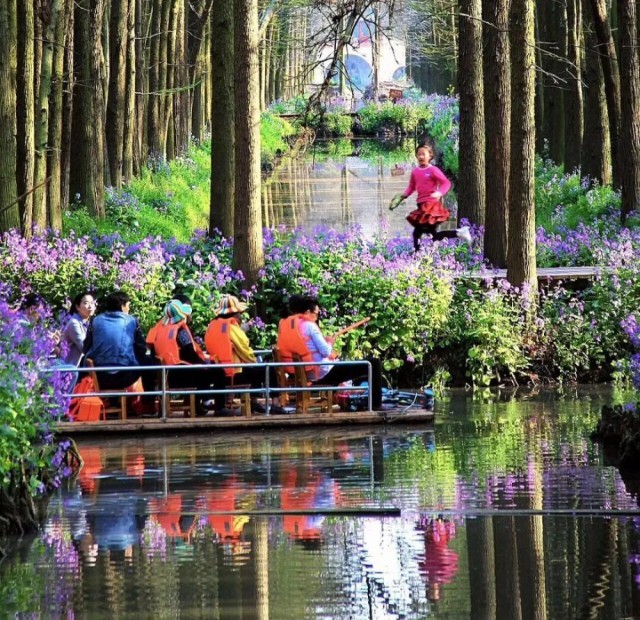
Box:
[622,315,640,389]
[0,300,74,500]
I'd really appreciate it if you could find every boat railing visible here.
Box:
[44,358,373,419]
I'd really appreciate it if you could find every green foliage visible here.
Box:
[64,114,295,243]
[357,101,432,135]
[535,156,621,232]
[440,283,529,386]
[260,112,295,164]
[307,110,353,136]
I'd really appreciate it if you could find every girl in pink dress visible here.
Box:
[390,144,472,252]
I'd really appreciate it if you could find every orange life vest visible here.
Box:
[153,320,204,365]
[276,314,315,375]
[205,317,237,377]
[146,319,162,347]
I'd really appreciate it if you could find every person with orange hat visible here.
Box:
[152,298,227,415]
[205,294,285,414]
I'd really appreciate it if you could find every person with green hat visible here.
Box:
[152,298,228,416]
[205,294,286,414]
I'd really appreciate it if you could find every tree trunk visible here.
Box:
[210,0,235,238]
[581,0,610,185]
[106,0,129,188]
[483,0,511,268]
[538,1,564,163]
[60,2,74,208]
[187,1,214,140]
[0,0,20,232]
[589,0,622,187]
[33,0,63,228]
[16,0,35,232]
[457,0,485,226]
[133,0,145,173]
[232,0,264,287]
[47,0,73,230]
[618,0,640,222]
[563,0,583,173]
[122,0,136,181]
[507,0,537,290]
[70,0,107,218]
[147,0,162,157]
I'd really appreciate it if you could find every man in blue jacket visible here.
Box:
[84,291,156,413]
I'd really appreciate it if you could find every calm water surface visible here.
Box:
[262,139,458,238]
[3,388,640,619]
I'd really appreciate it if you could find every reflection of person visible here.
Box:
[277,296,384,410]
[391,144,472,252]
[280,468,341,548]
[61,291,96,366]
[418,517,459,602]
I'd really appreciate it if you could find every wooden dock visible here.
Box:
[460,266,600,281]
[54,408,435,434]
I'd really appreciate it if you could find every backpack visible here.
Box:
[68,375,105,422]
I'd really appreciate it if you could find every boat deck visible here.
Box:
[54,407,435,434]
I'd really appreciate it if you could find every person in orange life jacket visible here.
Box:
[277,295,384,410]
[205,294,286,414]
[146,292,193,357]
[83,291,156,408]
[151,299,227,413]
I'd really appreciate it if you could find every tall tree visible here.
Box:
[0,0,20,232]
[483,0,511,267]
[507,0,537,289]
[457,0,485,225]
[33,0,63,228]
[589,0,621,187]
[581,2,611,185]
[70,0,107,218]
[48,0,73,230]
[563,0,583,173]
[106,0,130,188]
[210,0,235,238]
[16,0,35,232]
[618,0,640,222]
[232,0,264,287]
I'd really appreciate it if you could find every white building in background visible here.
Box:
[310,12,408,100]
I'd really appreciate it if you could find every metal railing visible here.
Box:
[44,358,373,420]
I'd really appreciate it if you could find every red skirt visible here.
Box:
[406,198,450,227]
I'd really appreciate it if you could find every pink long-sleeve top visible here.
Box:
[402,164,452,204]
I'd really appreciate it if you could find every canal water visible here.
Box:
[262,138,458,238]
[3,387,640,618]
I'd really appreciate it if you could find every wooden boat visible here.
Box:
[53,359,435,435]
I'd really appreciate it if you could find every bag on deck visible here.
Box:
[68,375,105,422]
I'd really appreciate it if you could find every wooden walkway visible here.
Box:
[460,266,600,281]
[54,408,435,434]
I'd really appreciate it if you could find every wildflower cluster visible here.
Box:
[0,300,72,496]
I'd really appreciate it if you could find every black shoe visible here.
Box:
[268,405,288,415]
[215,407,242,417]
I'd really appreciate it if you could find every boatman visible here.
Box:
[276,295,384,410]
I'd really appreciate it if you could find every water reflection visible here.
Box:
[262,138,447,238]
[4,389,640,617]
